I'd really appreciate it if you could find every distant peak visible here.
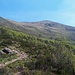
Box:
[0,17,3,19]
[38,20,53,23]
[40,20,51,22]
[0,17,6,20]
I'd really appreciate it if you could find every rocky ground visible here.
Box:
[0,49,27,68]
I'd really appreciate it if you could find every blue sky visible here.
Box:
[0,0,75,26]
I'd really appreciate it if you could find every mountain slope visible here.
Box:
[0,17,75,40]
[0,27,75,75]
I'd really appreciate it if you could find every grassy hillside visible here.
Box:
[0,26,75,75]
[1,17,75,41]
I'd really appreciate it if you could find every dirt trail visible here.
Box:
[15,72,21,75]
[0,50,27,68]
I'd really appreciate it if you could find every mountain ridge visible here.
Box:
[0,17,75,40]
